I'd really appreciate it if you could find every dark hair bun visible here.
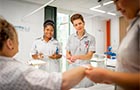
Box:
[43,20,55,28]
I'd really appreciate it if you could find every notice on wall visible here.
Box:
[14,25,30,32]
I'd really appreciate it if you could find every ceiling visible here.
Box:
[10,0,120,19]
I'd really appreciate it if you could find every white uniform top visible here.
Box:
[30,37,62,72]
[66,31,96,66]
[116,12,140,90]
[66,31,96,88]
[0,56,62,90]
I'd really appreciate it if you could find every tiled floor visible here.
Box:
[71,84,115,90]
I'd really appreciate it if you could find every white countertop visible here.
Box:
[71,84,114,90]
[90,58,117,69]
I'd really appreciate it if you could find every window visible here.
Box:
[57,13,70,72]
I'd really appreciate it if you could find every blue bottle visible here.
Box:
[56,47,59,54]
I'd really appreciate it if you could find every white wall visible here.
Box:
[85,17,106,54]
[85,16,120,54]
[0,0,44,63]
[111,17,120,52]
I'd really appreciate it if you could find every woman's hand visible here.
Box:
[85,67,113,84]
[38,53,44,59]
[70,55,79,62]
[49,53,62,59]
[66,54,73,64]
[66,55,78,64]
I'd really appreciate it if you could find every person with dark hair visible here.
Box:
[43,20,55,29]
[66,13,96,88]
[30,20,62,72]
[0,17,88,90]
[85,0,140,90]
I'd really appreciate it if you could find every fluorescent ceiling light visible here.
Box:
[23,0,55,18]
[90,8,106,13]
[90,1,116,16]
[91,5,101,9]
[90,1,113,9]
[107,12,116,16]
[103,1,113,6]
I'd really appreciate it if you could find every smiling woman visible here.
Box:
[85,0,140,90]
[30,19,62,72]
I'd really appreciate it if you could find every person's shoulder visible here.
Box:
[71,33,76,36]
[33,37,43,44]
[52,38,60,43]
[35,37,42,40]
[51,39,60,45]
[138,17,140,26]
[134,16,140,31]
[86,32,95,39]
[52,38,59,42]
[34,37,43,42]
[69,33,76,38]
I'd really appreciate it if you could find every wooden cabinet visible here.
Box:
[119,16,129,43]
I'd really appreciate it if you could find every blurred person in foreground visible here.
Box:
[85,0,140,90]
[0,17,87,90]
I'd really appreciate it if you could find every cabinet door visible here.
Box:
[44,6,57,39]
[119,17,129,43]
